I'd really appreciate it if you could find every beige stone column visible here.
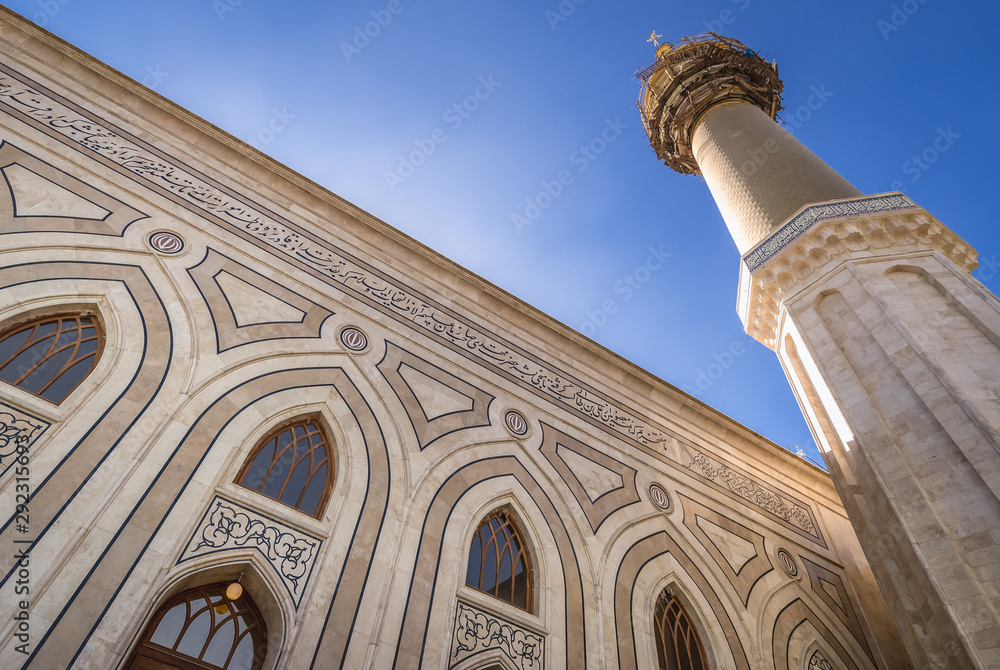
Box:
[641,32,1000,669]
[691,102,860,254]
[744,204,1000,668]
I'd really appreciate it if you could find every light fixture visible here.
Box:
[226,571,245,601]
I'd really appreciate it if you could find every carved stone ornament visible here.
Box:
[807,649,835,670]
[0,69,669,452]
[179,496,321,608]
[0,402,49,476]
[339,326,368,352]
[648,482,671,511]
[688,450,820,541]
[148,231,184,254]
[504,409,529,437]
[776,547,798,577]
[737,196,978,349]
[451,599,544,670]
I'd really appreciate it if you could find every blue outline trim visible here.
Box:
[742,193,918,272]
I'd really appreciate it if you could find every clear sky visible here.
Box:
[5,0,997,466]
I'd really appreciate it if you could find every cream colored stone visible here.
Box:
[0,11,906,670]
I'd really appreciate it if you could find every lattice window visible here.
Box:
[654,589,708,670]
[465,509,533,611]
[236,417,333,518]
[125,583,266,670]
[0,314,102,404]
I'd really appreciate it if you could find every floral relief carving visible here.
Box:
[807,649,835,670]
[451,600,544,670]
[0,71,668,451]
[179,497,320,607]
[690,451,818,538]
[0,403,48,475]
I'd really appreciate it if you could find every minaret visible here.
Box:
[639,33,1000,669]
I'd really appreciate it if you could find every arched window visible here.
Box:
[465,509,533,611]
[236,417,333,518]
[0,313,102,404]
[654,588,708,670]
[125,582,266,670]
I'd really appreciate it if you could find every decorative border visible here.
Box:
[451,599,544,670]
[0,402,49,476]
[742,193,917,273]
[178,496,321,608]
[0,68,823,531]
[686,448,823,545]
[0,69,668,451]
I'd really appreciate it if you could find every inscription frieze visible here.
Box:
[0,69,826,537]
[0,70,667,451]
[742,193,917,272]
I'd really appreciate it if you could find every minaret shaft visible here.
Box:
[691,102,861,254]
[640,32,1000,670]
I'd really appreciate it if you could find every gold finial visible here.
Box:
[647,31,663,47]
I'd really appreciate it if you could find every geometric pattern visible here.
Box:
[451,599,544,670]
[539,422,639,533]
[377,341,493,450]
[0,68,673,452]
[187,248,333,352]
[742,193,917,272]
[800,557,873,661]
[683,445,824,545]
[680,494,772,606]
[0,140,146,236]
[178,496,322,609]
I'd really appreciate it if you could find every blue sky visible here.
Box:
[6,0,998,466]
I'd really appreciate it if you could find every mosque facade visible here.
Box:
[1,9,982,670]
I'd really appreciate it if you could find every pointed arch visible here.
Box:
[0,312,103,404]
[235,415,334,518]
[653,587,709,670]
[449,648,520,670]
[614,530,749,670]
[124,581,267,670]
[466,507,535,612]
